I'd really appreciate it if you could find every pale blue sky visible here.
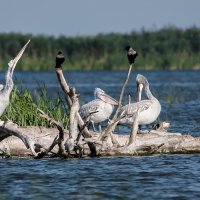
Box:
[0,0,199,37]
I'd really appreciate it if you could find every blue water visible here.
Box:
[0,70,200,199]
[0,155,200,199]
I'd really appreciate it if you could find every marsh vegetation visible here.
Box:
[0,26,199,70]
[1,86,69,127]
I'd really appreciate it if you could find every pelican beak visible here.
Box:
[137,83,143,102]
[99,93,118,105]
[8,40,31,71]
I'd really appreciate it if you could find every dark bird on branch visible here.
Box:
[55,51,65,68]
[125,46,138,65]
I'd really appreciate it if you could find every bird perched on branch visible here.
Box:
[0,40,30,117]
[125,45,138,65]
[55,51,65,68]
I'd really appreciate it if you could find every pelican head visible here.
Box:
[94,88,118,105]
[136,74,149,102]
[8,40,31,73]
[94,88,104,99]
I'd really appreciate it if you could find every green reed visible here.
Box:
[1,86,69,128]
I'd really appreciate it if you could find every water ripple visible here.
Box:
[0,155,200,199]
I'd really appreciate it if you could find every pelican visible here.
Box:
[0,40,30,117]
[119,74,161,127]
[79,88,118,132]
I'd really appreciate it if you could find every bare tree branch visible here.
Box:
[37,108,66,157]
[128,107,140,145]
[0,121,37,156]
[113,64,133,121]
[55,68,91,138]
[99,64,133,145]
[56,68,72,108]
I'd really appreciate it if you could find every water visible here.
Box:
[0,155,200,199]
[0,70,200,199]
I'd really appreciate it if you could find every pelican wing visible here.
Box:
[138,100,154,112]
[121,100,153,116]
[79,99,101,119]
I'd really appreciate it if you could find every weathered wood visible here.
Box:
[37,109,66,158]
[113,64,133,121]
[0,122,200,157]
[0,121,37,156]
[55,67,91,138]
[128,109,139,145]
[69,88,79,141]
[66,88,80,153]
[0,122,61,157]
[99,64,133,146]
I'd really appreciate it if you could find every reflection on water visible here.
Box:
[0,70,200,199]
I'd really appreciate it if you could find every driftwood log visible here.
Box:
[0,47,200,158]
[0,122,200,157]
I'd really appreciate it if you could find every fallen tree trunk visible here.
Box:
[0,123,200,157]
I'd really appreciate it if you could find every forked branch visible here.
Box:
[55,65,91,138]
[37,108,66,158]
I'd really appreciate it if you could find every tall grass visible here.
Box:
[1,86,69,128]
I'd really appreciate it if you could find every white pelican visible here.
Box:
[80,88,118,132]
[119,74,161,127]
[0,40,30,117]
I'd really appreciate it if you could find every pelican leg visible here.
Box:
[107,117,111,125]
[151,123,160,132]
[98,123,102,133]
[91,121,96,132]
[87,122,91,130]
[137,125,142,134]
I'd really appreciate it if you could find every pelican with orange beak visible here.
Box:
[119,74,161,126]
[80,88,118,132]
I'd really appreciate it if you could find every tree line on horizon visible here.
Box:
[0,26,199,71]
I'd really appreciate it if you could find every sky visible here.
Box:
[0,0,199,37]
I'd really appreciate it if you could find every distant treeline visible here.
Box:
[0,26,199,70]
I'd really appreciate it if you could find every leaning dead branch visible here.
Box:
[55,65,91,138]
[128,106,140,145]
[37,108,66,158]
[0,121,37,156]
[113,64,133,121]
[99,63,133,146]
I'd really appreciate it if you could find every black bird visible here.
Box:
[55,51,65,68]
[125,46,138,65]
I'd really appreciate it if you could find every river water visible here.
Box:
[0,70,200,199]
